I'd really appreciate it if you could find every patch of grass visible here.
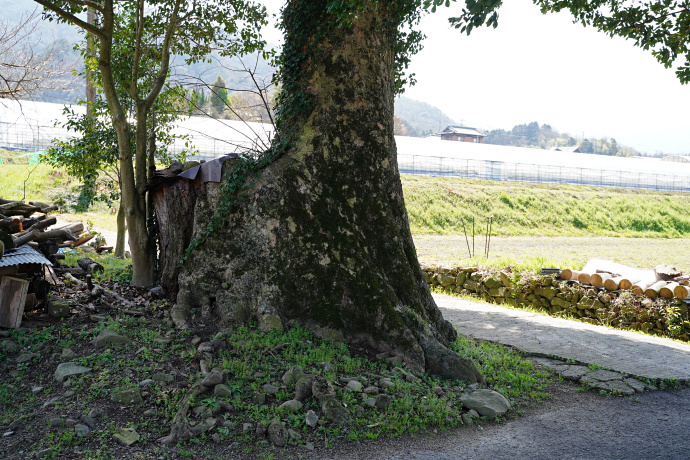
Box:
[402,175,690,238]
[63,249,132,284]
[414,235,690,273]
[451,335,552,407]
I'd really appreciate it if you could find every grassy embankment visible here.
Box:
[3,161,689,272]
[403,175,690,272]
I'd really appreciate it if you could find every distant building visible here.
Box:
[436,125,486,143]
[550,146,581,153]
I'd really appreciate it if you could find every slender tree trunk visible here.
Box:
[115,201,125,258]
[174,0,481,382]
[96,4,155,286]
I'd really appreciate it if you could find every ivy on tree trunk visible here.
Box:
[172,0,482,382]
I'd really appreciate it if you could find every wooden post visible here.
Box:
[0,276,29,328]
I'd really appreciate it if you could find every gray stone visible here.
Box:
[603,380,636,396]
[287,428,301,441]
[3,431,13,437]
[256,424,266,436]
[363,386,379,395]
[54,362,92,383]
[253,392,266,404]
[16,353,38,363]
[35,448,52,459]
[47,297,71,318]
[380,379,395,390]
[113,427,140,446]
[405,373,422,384]
[460,389,511,418]
[268,421,288,447]
[60,348,77,359]
[375,394,392,410]
[202,368,224,387]
[43,397,60,408]
[1,340,19,352]
[93,329,131,348]
[64,390,75,397]
[584,369,624,382]
[364,398,377,408]
[282,365,304,387]
[110,388,143,405]
[211,433,221,443]
[624,378,647,393]
[31,386,43,395]
[345,380,363,392]
[214,384,233,397]
[87,408,101,418]
[559,365,590,381]
[152,373,174,383]
[259,314,283,332]
[295,375,314,401]
[74,424,90,437]
[279,399,302,413]
[305,442,315,451]
[242,423,254,432]
[322,399,352,425]
[461,413,473,426]
[312,378,336,402]
[262,383,278,395]
[305,410,319,428]
[79,414,96,429]
[143,409,157,417]
[138,379,154,388]
[46,417,65,427]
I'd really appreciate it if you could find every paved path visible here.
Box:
[434,293,690,381]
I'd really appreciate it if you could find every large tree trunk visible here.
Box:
[173,0,482,382]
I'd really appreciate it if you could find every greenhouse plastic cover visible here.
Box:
[2,99,689,178]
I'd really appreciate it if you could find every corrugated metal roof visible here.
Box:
[0,244,52,268]
[437,125,487,137]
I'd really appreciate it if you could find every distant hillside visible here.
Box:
[394,96,457,137]
[484,122,639,157]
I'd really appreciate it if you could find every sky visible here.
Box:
[259,0,690,155]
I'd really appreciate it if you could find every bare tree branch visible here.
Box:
[0,8,75,101]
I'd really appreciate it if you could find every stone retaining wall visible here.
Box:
[422,265,690,342]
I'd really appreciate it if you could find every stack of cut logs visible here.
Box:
[0,198,90,265]
[560,259,690,300]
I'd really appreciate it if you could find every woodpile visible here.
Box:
[422,264,690,341]
[0,198,88,265]
[0,197,95,329]
[559,259,690,300]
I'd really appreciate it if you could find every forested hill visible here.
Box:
[393,96,457,137]
[484,122,639,157]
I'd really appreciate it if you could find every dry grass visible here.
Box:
[414,235,690,273]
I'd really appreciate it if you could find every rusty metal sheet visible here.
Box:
[177,154,239,182]
[0,244,52,268]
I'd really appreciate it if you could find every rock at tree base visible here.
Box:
[110,388,143,405]
[93,329,131,347]
[268,421,287,447]
[54,362,92,383]
[460,389,511,418]
[113,428,140,446]
[321,399,352,426]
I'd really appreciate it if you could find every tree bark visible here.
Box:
[115,201,126,258]
[174,1,482,382]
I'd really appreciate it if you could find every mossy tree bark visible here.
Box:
[175,0,482,382]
